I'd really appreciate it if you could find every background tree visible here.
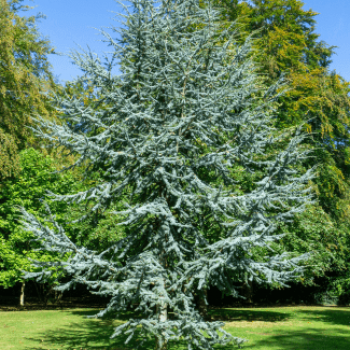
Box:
[0,148,80,305]
[0,0,83,304]
[18,1,317,349]
[209,0,350,302]
[0,74,127,305]
[0,0,60,179]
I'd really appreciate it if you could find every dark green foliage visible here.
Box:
[209,0,350,298]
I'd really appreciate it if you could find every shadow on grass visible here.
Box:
[71,308,147,322]
[23,308,247,350]
[250,327,350,350]
[71,308,290,324]
[208,308,289,323]
[295,308,350,327]
[24,311,153,350]
[23,309,198,350]
[24,308,350,349]
[24,318,241,350]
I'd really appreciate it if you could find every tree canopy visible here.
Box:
[0,0,58,179]
[209,0,350,296]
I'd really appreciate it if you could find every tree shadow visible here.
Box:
[23,317,244,350]
[23,309,199,350]
[250,326,350,350]
[0,300,104,312]
[70,308,143,321]
[208,308,290,322]
[24,308,349,349]
[295,307,350,327]
[71,307,290,324]
[23,311,153,350]
[21,308,253,350]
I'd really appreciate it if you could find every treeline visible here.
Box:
[1,0,349,307]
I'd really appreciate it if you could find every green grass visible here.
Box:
[0,306,349,349]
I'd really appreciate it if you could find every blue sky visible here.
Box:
[21,0,350,84]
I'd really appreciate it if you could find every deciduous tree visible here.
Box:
[0,0,58,179]
[0,148,78,305]
[210,0,350,300]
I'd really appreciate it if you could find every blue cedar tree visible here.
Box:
[18,0,317,349]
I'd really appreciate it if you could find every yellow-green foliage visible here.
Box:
[0,0,57,179]
[210,0,350,293]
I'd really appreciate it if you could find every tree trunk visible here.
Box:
[34,282,54,306]
[156,241,168,350]
[196,288,208,320]
[42,285,54,306]
[242,280,253,305]
[53,290,63,305]
[155,302,168,350]
[19,281,25,306]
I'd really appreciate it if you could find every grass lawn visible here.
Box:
[0,306,349,349]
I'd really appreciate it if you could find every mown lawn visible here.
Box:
[0,306,349,349]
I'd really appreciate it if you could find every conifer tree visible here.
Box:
[18,0,316,348]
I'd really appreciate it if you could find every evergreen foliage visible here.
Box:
[210,0,350,296]
[18,0,317,348]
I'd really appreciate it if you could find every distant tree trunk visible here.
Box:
[19,281,25,306]
[34,282,54,306]
[53,290,63,305]
[242,280,253,305]
[34,281,42,303]
[42,285,54,306]
[196,288,208,320]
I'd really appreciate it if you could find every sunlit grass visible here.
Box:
[0,306,349,349]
